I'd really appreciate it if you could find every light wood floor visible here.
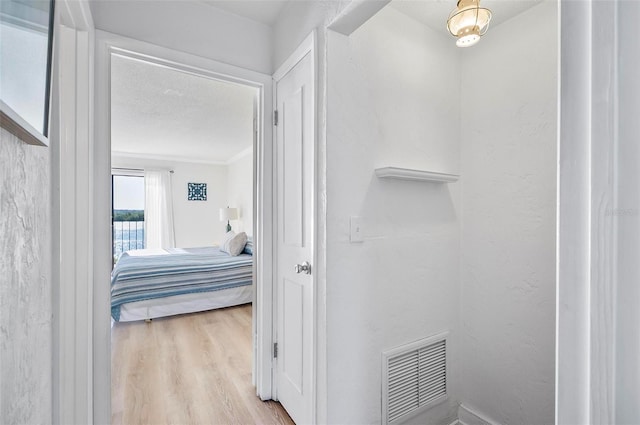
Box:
[111,304,294,425]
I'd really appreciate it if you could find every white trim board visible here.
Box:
[112,150,227,166]
[52,0,96,422]
[112,147,253,166]
[273,31,316,82]
[458,404,501,425]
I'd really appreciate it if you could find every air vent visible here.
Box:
[382,333,448,424]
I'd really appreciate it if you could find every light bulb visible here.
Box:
[447,0,492,48]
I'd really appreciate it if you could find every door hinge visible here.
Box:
[273,110,279,126]
[274,342,278,358]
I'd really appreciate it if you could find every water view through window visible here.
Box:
[113,174,144,263]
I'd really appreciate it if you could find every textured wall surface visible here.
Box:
[326,7,461,424]
[0,127,52,423]
[459,2,557,424]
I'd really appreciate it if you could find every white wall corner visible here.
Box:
[225,146,253,165]
[327,0,390,35]
[458,404,501,425]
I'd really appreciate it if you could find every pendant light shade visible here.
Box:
[447,0,492,48]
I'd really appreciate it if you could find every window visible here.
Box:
[112,172,145,264]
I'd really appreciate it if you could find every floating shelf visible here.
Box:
[375,167,459,183]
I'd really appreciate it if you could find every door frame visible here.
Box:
[271,30,317,420]
[92,30,275,420]
[51,0,95,422]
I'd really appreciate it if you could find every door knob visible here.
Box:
[294,261,312,275]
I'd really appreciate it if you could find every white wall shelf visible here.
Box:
[374,167,459,183]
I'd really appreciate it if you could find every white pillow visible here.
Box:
[221,231,248,256]
[221,230,236,248]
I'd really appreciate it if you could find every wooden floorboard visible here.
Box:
[112,304,294,425]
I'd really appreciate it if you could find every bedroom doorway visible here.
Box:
[105,45,280,423]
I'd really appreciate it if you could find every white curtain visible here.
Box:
[144,169,175,249]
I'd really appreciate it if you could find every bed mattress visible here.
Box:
[117,285,253,322]
[111,246,253,321]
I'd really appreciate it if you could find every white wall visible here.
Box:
[326,7,461,424]
[90,1,272,74]
[459,3,557,424]
[112,155,229,247]
[226,151,254,236]
[273,0,343,69]
[0,128,52,423]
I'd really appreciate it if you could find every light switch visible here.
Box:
[350,216,364,243]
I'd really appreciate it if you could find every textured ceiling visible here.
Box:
[199,0,289,26]
[390,0,545,35]
[110,54,256,164]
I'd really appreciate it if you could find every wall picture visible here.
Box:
[187,183,207,201]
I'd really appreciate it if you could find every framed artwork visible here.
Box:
[187,182,207,201]
[1,0,56,146]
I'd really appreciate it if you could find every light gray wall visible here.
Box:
[459,2,558,424]
[326,7,461,424]
[0,127,52,423]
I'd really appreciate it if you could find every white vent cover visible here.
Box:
[382,333,448,424]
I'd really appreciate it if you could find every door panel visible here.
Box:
[282,278,304,393]
[275,49,314,425]
[282,88,304,248]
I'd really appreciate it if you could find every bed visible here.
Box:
[111,243,253,322]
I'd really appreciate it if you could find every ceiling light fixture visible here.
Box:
[447,0,492,48]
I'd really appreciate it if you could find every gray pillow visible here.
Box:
[221,231,248,256]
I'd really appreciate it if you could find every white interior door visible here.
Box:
[274,48,314,424]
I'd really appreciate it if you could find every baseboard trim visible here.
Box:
[458,404,501,425]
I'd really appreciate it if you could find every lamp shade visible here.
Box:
[447,0,492,48]
[219,207,239,221]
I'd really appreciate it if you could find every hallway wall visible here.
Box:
[326,7,461,423]
[0,127,52,423]
[459,2,558,423]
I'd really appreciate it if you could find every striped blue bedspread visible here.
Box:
[111,246,252,321]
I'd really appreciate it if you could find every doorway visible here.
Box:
[93,32,276,421]
[108,51,263,422]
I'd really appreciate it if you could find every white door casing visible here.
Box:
[53,1,96,422]
[274,35,316,424]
